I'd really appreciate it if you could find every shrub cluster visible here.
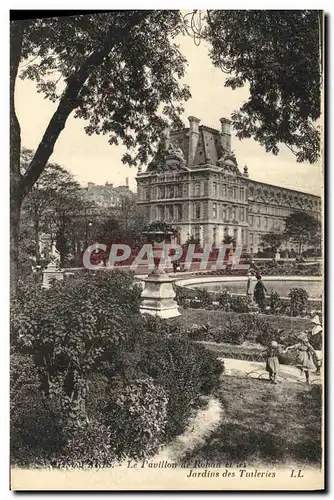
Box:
[192,261,321,278]
[175,285,319,318]
[11,272,224,468]
[184,313,310,352]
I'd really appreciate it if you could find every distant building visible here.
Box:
[136,117,321,254]
[81,177,135,210]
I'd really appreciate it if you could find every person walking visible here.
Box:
[246,270,256,299]
[308,314,323,375]
[283,332,318,385]
[253,274,267,311]
[265,340,281,384]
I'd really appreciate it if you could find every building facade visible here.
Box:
[136,117,321,254]
[81,178,135,210]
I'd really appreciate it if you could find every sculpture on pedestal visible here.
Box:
[139,223,181,319]
[42,242,64,289]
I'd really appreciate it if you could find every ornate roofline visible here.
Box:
[247,178,321,199]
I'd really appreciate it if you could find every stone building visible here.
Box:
[136,117,321,254]
[81,178,135,210]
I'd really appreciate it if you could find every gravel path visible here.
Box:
[221,357,322,385]
[152,397,223,462]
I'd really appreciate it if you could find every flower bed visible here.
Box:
[174,284,322,318]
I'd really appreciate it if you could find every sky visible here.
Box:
[14,29,323,196]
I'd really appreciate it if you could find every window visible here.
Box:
[195,182,200,196]
[166,205,173,221]
[241,229,244,244]
[240,187,244,200]
[158,186,165,199]
[213,203,217,219]
[257,217,261,228]
[250,233,253,245]
[232,207,236,220]
[249,215,253,226]
[195,226,201,240]
[222,185,227,197]
[228,206,232,221]
[264,217,268,228]
[157,206,164,221]
[175,204,182,221]
[222,206,226,220]
[167,185,174,199]
[233,187,236,199]
[240,207,244,221]
[213,182,217,197]
[177,184,182,198]
[213,227,217,246]
[233,228,238,241]
[194,203,201,219]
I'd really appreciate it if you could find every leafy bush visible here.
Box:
[102,378,169,460]
[183,314,285,347]
[137,323,223,439]
[10,353,66,467]
[174,285,197,308]
[195,287,213,308]
[269,291,283,314]
[217,290,232,311]
[289,288,309,316]
[11,271,143,407]
[11,273,223,467]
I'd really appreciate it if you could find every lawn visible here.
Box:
[179,377,322,468]
[177,308,314,332]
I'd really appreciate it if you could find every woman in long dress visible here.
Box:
[308,314,322,375]
[283,332,318,385]
[253,274,267,310]
[246,270,256,299]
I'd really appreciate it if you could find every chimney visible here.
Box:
[126,177,129,188]
[163,125,171,150]
[220,117,231,152]
[188,116,200,166]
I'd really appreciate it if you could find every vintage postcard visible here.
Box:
[10,9,324,491]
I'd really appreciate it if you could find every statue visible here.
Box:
[48,242,61,269]
[166,142,185,162]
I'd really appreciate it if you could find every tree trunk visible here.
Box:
[21,11,150,199]
[34,220,41,264]
[10,21,25,293]
[10,13,149,292]
[10,198,22,293]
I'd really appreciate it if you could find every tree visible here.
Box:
[284,211,321,255]
[222,235,236,247]
[260,233,284,253]
[204,10,322,164]
[185,235,201,247]
[10,11,191,288]
[21,148,85,266]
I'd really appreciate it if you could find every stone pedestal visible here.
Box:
[42,263,64,289]
[140,270,180,319]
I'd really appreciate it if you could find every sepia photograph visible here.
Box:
[9,8,324,491]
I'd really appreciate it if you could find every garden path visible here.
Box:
[220,358,322,385]
[152,397,223,463]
